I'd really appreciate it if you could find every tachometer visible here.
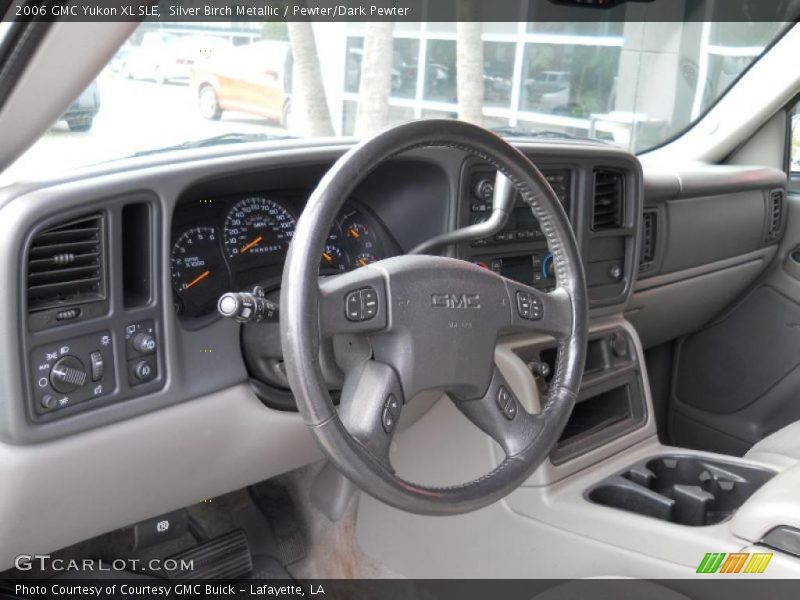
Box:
[224,196,296,263]
[171,227,228,317]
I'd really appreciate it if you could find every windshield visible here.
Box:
[1,18,790,182]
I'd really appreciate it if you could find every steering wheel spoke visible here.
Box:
[338,359,404,470]
[503,281,573,340]
[452,367,544,458]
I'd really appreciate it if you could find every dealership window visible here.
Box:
[423,39,457,103]
[344,36,420,100]
[483,42,515,108]
[519,43,621,118]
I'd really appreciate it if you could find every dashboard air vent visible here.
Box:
[639,211,658,273]
[27,214,105,312]
[592,169,624,231]
[765,189,784,242]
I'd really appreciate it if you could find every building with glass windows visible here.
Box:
[311,18,783,152]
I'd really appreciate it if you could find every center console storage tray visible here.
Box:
[586,455,775,526]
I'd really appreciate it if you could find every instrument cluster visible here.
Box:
[170,193,393,318]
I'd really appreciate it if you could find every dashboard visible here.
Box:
[171,193,397,318]
[0,142,645,445]
[1,136,789,573]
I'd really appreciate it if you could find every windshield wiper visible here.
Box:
[490,126,599,143]
[129,132,294,158]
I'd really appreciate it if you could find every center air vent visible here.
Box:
[27,214,105,313]
[592,169,624,231]
[765,189,784,242]
[639,210,658,273]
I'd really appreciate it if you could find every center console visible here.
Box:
[455,149,642,309]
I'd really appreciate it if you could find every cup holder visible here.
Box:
[587,455,775,526]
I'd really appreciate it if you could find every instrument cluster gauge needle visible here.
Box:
[185,270,211,289]
[240,236,263,254]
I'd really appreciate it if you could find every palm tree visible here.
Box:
[354,22,395,137]
[456,0,485,126]
[286,21,335,137]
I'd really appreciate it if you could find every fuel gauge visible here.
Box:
[321,244,349,272]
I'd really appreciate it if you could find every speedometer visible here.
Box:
[224,196,296,263]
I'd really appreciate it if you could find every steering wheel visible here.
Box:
[280,120,588,515]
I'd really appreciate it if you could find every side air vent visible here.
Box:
[27,214,105,312]
[592,169,624,231]
[639,211,658,273]
[765,189,784,242]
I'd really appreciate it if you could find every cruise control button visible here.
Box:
[381,394,401,433]
[345,290,363,321]
[495,385,517,421]
[362,288,379,319]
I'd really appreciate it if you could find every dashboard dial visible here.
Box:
[224,196,296,263]
[353,252,378,268]
[171,227,228,317]
[321,243,349,272]
[340,210,379,262]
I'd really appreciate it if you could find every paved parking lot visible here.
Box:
[2,73,286,184]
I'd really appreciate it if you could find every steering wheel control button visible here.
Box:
[89,351,105,381]
[496,385,518,421]
[516,291,543,321]
[345,287,379,322]
[132,333,157,354]
[381,394,401,433]
[50,356,87,394]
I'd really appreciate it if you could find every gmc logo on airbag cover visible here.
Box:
[431,293,481,309]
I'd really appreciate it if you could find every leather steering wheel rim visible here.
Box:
[281,119,588,515]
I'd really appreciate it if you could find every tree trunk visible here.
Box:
[456,1,484,126]
[287,21,335,137]
[354,22,395,137]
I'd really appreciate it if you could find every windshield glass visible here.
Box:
[1,18,790,182]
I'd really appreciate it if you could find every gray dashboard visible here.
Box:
[0,137,789,572]
[0,139,643,444]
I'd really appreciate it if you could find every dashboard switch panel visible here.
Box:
[30,330,116,415]
[125,320,160,386]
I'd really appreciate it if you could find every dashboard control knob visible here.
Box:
[50,355,87,394]
[134,359,156,383]
[474,178,494,200]
[40,394,57,410]
[90,351,104,381]
[132,333,157,354]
